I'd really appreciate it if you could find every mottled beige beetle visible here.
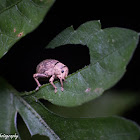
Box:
[33,59,69,93]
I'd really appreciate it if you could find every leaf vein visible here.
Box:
[64,31,75,44]
[79,72,90,87]
[0,0,22,14]
[15,5,34,27]
[29,0,47,8]
[17,96,60,139]
[0,32,16,39]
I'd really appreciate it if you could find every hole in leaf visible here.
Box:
[42,44,90,74]
[0,44,90,91]
[35,44,90,87]
[17,113,50,139]
[17,113,31,139]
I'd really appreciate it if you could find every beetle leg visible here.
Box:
[33,73,47,90]
[63,78,67,82]
[49,75,57,93]
[57,75,64,92]
[58,77,64,92]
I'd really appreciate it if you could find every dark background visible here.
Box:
[0,0,140,123]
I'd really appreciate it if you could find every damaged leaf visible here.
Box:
[27,21,139,107]
[1,77,140,140]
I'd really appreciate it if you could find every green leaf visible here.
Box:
[30,20,139,107]
[0,0,55,58]
[45,90,140,118]
[1,77,140,140]
[0,78,17,135]
[0,77,58,139]
[26,96,140,140]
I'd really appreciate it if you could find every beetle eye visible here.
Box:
[61,70,64,73]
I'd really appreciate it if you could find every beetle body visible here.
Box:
[33,59,69,93]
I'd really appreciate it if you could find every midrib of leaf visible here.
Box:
[6,93,14,133]
[15,95,60,139]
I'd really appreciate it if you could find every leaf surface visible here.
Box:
[1,77,140,140]
[31,21,139,107]
[22,95,140,140]
[0,77,59,139]
[0,0,55,58]
[0,78,17,134]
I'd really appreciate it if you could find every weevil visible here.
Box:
[33,59,69,93]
